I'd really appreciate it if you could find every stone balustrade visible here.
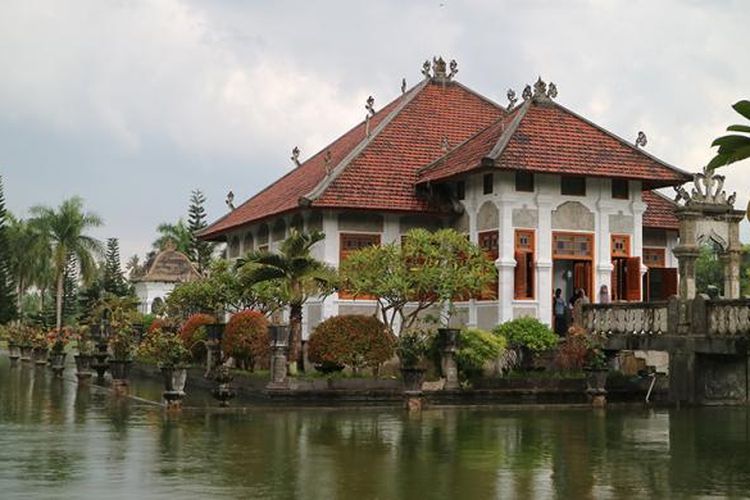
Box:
[706,299,750,336]
[584,302,669,336]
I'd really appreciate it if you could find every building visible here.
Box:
[199,58,691,335]
[132,242,201,314]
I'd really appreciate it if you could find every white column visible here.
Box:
[321,211,339,320]
[596,201,614,302]
[497,200,515,323]
[466,198,479,328]
[536,196,554,326]
[632,190,648,294]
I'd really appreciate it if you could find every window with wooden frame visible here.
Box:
[611,234,630,258]
[561,176,586,196]
[483,173,494,194]
[515,171,534,192]
[611,179,629,199]
[514,230,535,300]
[339,233,381,299]
[478,230,499,300]
[643,247,666,268]
[553,233,593,260]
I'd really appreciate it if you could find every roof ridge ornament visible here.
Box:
[291,146,301,167]
[506,89,518,111]
[225,191,235,211]
[365,95,375,137]
[528,77,558,102]
[401,78,407,94]
[324,150,333,176]
[635,131,647,148]
[674,165,737,207]
[522,84,532,101]
[428,56,458,83]
[421,60,431,79]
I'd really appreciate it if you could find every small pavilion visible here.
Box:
[132,242,200,314]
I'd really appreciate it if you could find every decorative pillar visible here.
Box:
[497,200,515,323]
[438,328,459,390]
[723,250,742,299]
[673,246,700,300]
[267,325,290,389]
[537,197,553,325]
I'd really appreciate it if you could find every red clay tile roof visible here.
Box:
[418,98,692,189]
[643,190,680,230]
[200,79,505,239]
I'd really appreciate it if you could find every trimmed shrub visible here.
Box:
[223,310,269,371]
[455,328,507,379]
[553,334,588,371]
[179,313,215,361]
[308,315,396,374]
[493,317,558,353]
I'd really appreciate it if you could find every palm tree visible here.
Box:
[6,215,50,315]
[237,229,337,373]
[152,219,193,254]
[30,197,103,331]
[708,100,750,169]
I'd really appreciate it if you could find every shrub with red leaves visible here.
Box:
[308,315,395,374]
[179,313,215,361]
[223,310,270,371]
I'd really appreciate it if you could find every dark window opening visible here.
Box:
[561,176,586,196]
[612,179,629,199]
[515,171,535,192]
[456,181,465,200]
[483,173,494,195]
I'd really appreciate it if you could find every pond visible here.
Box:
[1,357,750,499]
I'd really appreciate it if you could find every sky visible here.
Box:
[1,0,749,262]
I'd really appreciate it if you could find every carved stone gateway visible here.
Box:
[673,166,745,299]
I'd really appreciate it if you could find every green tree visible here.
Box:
[237,229,337,373]
[341,228,495,334]
[0,176,17,323]
[7,215,50,316]
[187,189,214,274]
[30,197,103,331]
[696,244,724,297]
[103,237,130,296]
[708,100,750,169]
[62,253,79,324]
[152,219,192,254]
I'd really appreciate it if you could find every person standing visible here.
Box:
[553,288,568,336]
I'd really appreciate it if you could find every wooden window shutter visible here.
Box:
[514,251,527,299]
[663,267,678,299]
[625,257,641,301]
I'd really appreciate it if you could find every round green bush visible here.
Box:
[308,315,396,374]
[455,328,506,378]
[492,317,557,352]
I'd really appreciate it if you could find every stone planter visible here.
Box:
[8,342,20,365]
[32,347,48,366]
[161,366,187,408]
[400,367,427,394]
[212,364,236,407]
[267,325,290,389]
[205,323,225,378]
[20,345,33,362]
[109,359,132,382]
[584,367,608,407]
[74,354,93,380]
[438,328,460,390]
[50,352,67,378]
[91,342,109,379]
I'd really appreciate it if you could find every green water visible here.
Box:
[1,359,750,499]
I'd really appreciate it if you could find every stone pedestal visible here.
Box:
[267,325,290,390]
[438,328,460,390]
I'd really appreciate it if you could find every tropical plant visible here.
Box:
[0,176,17,323]
[108,327,138,360]
[29,197,103,332]
[73,325,95,355]
[454,328,507,379]
[179,313,215,361]
[307,315,396,374]
[103,238,130,297]
[396,329,433,368]
[152,219,193,254]
[137,329,190,368]
[6,214,50,316]
[708,100,750,169]
[223,310,270,370]
[237,229,337,372]
[47,326,72,354]
[493,317,558,353]
[341,228,494,335]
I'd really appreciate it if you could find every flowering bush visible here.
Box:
[147,317,176,335]
[47,327,73,354]
[137,329,190,368]
[308,315,396,374]
[31,330,48,350]
[223,310,269,370]
[72,326,95,355]
[109,327,138,360]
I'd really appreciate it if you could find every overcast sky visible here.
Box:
[1,0,748,262]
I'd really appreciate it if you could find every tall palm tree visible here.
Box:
[708,100,750,169]
[152,219,193,254]
[237,229,337,373]
[6,215,50,315]
[30,197,103,331]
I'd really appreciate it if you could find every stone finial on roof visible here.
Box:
[421,60,431,79]
[635,131,648,148]
[432,57,447,79]
[365,96,375,116]
[523,77,558,102]
[164,239,177,251]
[324,150,333,175]
[401,78,407,94]
[522,84,532,101]
[547,82,558,99]
[674,165,737,207]
[291,146,301,167]
[225,191,235,211]
[441,137,450,152]
[506,89,518,111]
[448,59,458,79]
